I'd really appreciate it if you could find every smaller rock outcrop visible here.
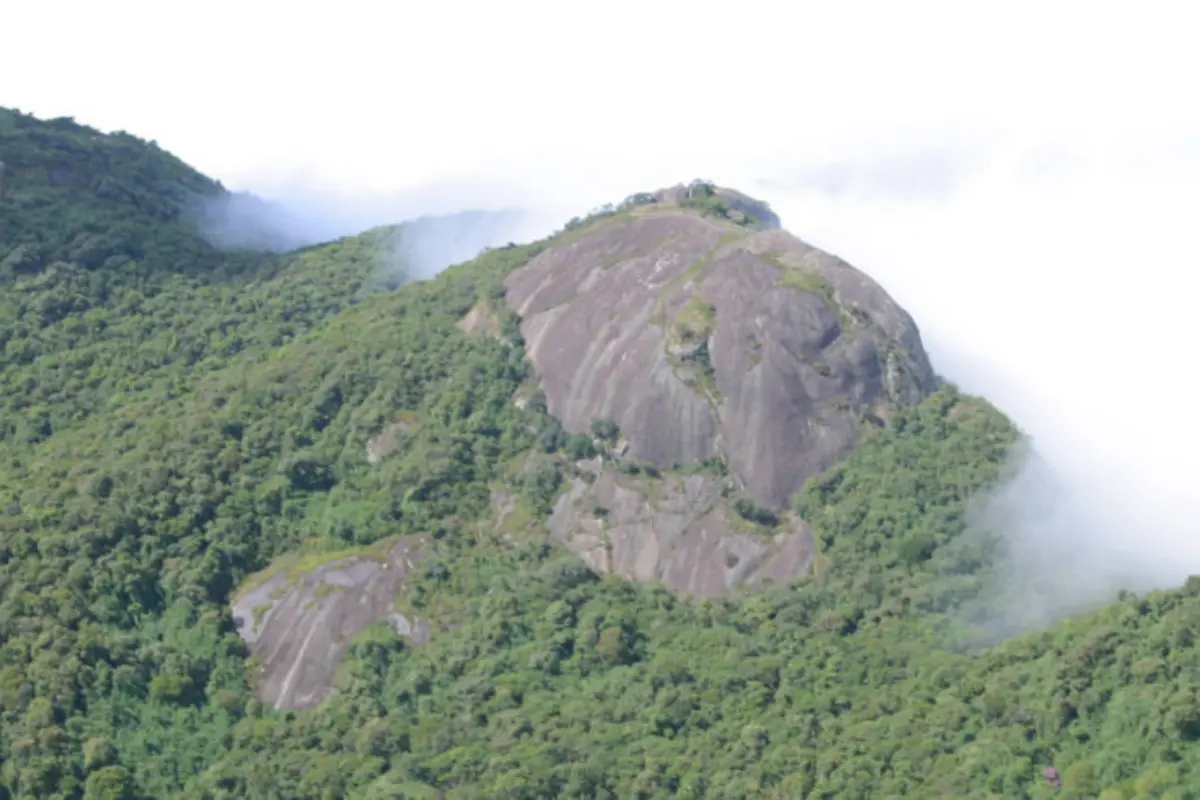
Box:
[231,538,430,710]
[456,300,503,338]
[365,413,421,464]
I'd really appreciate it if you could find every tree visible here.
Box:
[590,418,620,443]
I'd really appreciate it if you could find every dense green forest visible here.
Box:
[2,108,1199,799]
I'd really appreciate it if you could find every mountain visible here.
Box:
[1,109,1199,799]
[234,183,945,711]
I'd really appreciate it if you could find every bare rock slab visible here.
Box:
[504,198,937,511]
[231,539,429,710]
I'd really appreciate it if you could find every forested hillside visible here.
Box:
[2,109,1199,800]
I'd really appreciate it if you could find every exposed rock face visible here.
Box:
[539,463,812,599]
[456,300,502,339]
[365,414,420,464]
[231,539,430,710]
[504,193,936,511]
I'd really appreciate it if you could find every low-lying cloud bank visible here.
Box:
[189,191,335,253]
[948,442,1159,644]
[378,209,530,282]
[759,134,1200,631]
[188,184,555,283]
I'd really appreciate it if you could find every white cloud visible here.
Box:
[766,138,1200,612]
[9,2,1194,195]
[4,1,1199,612]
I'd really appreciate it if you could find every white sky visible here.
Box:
[4,1,1200,595]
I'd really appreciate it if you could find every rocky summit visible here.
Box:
[467,182,938,598]
[505,182,938,512]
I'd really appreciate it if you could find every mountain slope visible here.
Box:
[0,107,226,276]
[0,109,543,796]
[0,108,383,442]
[2,111,1200,800]
[0,109,519,444]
